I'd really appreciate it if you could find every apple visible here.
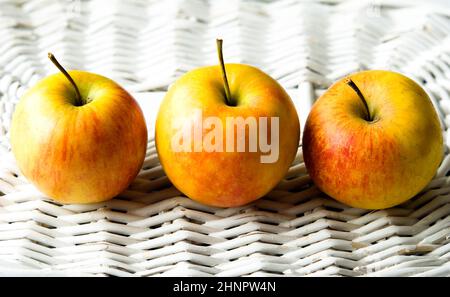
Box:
[302,70,444,209]
[155,39,300,207]
[10,53,148,204]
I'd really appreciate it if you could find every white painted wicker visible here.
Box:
[0,0,450,277]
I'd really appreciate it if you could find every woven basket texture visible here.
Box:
[1,0,450,276]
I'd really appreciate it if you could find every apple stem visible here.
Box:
[216,39,234,106]
[48,53,83,107]
[345,78,372,121]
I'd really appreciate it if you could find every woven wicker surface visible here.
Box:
[1,0,450,276]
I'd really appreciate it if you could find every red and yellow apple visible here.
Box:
[156,40,300,207]
[10,54,147,204]
[302,70,443,209]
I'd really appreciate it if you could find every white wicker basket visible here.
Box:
[0,0,450,277]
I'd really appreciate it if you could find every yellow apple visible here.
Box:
[10,54,147,204]
[302,70,444,209]
[156,40,300,207]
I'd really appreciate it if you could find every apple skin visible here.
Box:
[302,70,444,209]
[10,71,148,204]
[156,64,300,207]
